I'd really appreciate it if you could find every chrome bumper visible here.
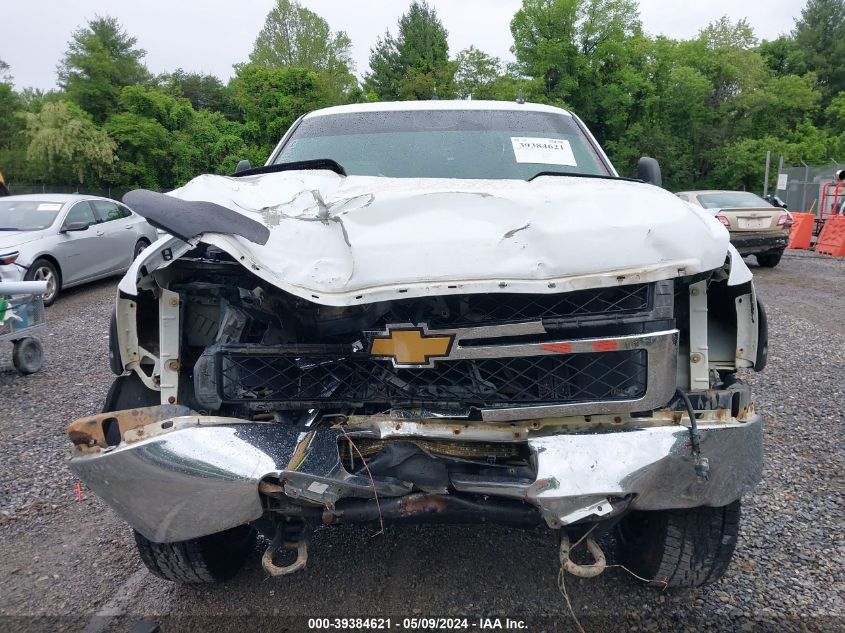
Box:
[68,408,762,543]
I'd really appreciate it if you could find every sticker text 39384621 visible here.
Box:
[510,137,577,166]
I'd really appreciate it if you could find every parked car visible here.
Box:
[67,101,765,589]
[677,190,792,267]
[0,194,158,305]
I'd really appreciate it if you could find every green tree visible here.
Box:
[827,91,845,131]
[157,69,231,113]
[57,16,149,123]
[454,47,501,99]
[734,73,822,138]
[681,17,767,106]
[104,85,197,189]
[249,0,355,96]
[364,31,402,100]
[793,0,845,101]
[0,59,19,152]
[511,0,579,96]
[510,0,642,141]
[364,1,455,100]
[0,58,12,83]
[171,110,248,182]
[23,101,116,184]
[0,84,21,148]
[759,36,807,77]
[0,83,26,185]
[230,64,334,158]
[699,16,757,49]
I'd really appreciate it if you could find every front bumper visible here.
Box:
[68,406,762,543]
[730,231,789,255]
[0,263,26,283]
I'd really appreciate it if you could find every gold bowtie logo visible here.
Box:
[370,326,455,368]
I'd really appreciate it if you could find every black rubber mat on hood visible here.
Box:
[123,189,270,245]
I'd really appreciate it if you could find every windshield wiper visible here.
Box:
[0,227,20,231]
[527,171,639,183]
[231,158,346,178]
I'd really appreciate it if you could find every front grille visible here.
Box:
[386,283,654,328]
[215,347,647,409]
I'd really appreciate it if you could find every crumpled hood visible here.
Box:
[160,171,730,305]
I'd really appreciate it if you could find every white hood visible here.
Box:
[142,171,731,306]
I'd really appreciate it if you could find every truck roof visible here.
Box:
[304,100,574,119]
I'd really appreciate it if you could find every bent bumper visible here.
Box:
[731,232,788,254]
[68,408,762,543]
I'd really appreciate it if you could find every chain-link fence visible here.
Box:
[6,184,135,200]
[774,163,845,215]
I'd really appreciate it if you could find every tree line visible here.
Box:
[0,0,843,194]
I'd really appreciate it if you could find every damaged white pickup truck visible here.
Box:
[67,101,765,587]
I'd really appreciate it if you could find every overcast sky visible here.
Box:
[3,0,807,91]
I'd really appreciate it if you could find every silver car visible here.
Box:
[0,194,158,305]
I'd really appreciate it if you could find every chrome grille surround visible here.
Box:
[205,324,679,422]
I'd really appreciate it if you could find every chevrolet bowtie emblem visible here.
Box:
[370,325,455,368]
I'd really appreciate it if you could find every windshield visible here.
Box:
[274,109,610,180]
[697,192,772,209]
[0,200,63,231]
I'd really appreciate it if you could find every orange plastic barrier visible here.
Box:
[787,212,815,250]
[816,215,845,257]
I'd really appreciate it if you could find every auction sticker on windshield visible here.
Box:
[511,137,577,166]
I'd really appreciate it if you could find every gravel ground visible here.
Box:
[1,252,843,633]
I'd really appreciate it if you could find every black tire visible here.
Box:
[755,250,783,268]
[24,258,60,306]
[134,525,256,583]
[133,239,150,260]
[103,373,160,412]
[615,500,741,588]
[12,337,43,374]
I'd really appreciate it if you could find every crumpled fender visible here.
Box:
[726,243,753,286]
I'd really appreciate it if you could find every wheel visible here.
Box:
[12,337,43,374]
[133,239,150,260]
[755,250,783,268]
[615,500,741,588]
[133,524,256,583]
[24,259,60,306]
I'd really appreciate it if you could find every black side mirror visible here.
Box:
[235,159,252,174]
[637,157,662,187]
[61,221,90,233]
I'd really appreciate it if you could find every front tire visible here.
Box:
[615,500,741,588]
[755,250,783,268]
[134,525,256,583]
[133,239,150,261]
[24,258,60,306]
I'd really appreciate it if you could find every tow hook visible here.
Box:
[559,531,607,578]
[262,526,309,577]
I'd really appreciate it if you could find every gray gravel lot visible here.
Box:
[1,252,843,633]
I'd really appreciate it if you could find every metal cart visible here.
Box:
[0,280,48,374]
